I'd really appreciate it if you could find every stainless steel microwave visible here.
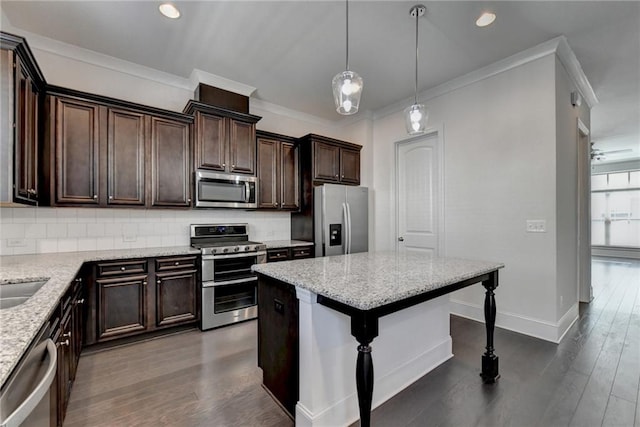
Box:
[194,170,258,209]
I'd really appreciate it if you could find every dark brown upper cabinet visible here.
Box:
[299,134,362,186]
[150,116,191,207]
[42,87,193,208]
[107,108,146,206]
[1,32,47,206]
[257,130,299,211]
[50,96,101,205]
[184,101,261,176]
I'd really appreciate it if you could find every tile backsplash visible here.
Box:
[0,207,291,255]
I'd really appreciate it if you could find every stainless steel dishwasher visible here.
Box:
[0,323,56,427]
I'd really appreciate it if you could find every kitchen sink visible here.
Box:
[0,280,48,309]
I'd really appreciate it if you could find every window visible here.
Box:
[591,170,640,248]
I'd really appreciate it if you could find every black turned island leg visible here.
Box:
[481,271,500,383]
[351,312,379,427]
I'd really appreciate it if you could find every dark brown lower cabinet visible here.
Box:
[49,275,85,427]
[258,275,299,417]
[96,274,149,341]
[86,255,200,345]
[156,269,198,327]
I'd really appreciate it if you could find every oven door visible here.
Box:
[201,280,258,330]
[202,252,264,284]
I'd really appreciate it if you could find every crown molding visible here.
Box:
[373,36,598,121]
[250,98,337,128]
[555,36,598,108]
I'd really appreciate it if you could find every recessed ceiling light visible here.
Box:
[159,3,180,19]
[476,12,496,27]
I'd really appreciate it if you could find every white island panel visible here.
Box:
[295,287,452,427]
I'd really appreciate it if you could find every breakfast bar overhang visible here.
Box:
[253,252,504,427]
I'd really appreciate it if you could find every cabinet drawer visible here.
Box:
[155,256,199,272]
[267,248,290,262]
[96,259,147,277]
[291,246,313,259]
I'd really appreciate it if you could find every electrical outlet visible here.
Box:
[7,239,26,247]
[123,235,137,242]
[526,220,546,233]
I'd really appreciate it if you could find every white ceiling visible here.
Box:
[2,1,639,161]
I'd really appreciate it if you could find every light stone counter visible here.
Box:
[263,240,314,249]
[252,251,504,311]
[0,246,200,388]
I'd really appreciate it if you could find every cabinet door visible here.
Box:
[150,117,191,207]
[257,137,279,209]
[96,274,148,341]
[155,269,198,327]
[14,55,39,204]
[340,148,361,185]
[194,111,226,171]
[70,282,84,381]
[107,108,145,206]
[54,312,72,427]
[280,141,299,210]
[229,119,256,175]
[313,141,340,183]
[54,97,100,205]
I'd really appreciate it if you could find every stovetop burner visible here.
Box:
[190,223,266,256]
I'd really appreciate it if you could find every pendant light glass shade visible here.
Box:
[333,0,363,115]
[332,70,363,115]
[404,103,428,134]
[405,5,428,134]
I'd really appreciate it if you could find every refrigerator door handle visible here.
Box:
[346,202,352,254]
[342,202,349,254]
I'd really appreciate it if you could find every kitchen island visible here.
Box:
[253,251,504,427]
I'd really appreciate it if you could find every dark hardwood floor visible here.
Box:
[65,257,639,427]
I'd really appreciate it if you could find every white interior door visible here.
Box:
[396,133,442,255]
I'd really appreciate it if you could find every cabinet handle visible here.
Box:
[76,298,85,304]
[93,195,98,199]
[143,281,147,285]
[187,198,192,203]
[222,163,226,167]
[109,195,113,200]
[57,339,70,348]
[342,175,345,178]
[62,332,71,339]
[120,266,126,271]
[273,202,277,207]
[157,279,161,284]
[232,164,235,168]
[75,277,82,283]
[27,188,36,195]
[335,174,339,178]
[174,261,180,265]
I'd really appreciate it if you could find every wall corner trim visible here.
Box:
[555,36,598,108]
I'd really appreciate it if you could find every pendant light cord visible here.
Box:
[414,9,419,104]
[346,0,350,71]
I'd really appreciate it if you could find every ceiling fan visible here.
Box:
[590,142,633,161]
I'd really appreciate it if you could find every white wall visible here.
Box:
[555,58,591,322]
[373,55,562,339]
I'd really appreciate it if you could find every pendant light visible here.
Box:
[405,5,428,134]
[332,0,363,115]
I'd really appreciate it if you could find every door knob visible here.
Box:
[398,237,404,242]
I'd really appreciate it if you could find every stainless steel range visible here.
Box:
[191,223,266,330]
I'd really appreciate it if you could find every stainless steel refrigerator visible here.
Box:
[314,184,368,257]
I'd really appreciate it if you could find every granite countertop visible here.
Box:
[252,251,504,311]
[263,240,314,249]
[0,246,200,388]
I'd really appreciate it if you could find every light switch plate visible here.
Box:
[526,220,546,233]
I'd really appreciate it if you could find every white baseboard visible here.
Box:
[295,337,453,427]
[449,299,579,344]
